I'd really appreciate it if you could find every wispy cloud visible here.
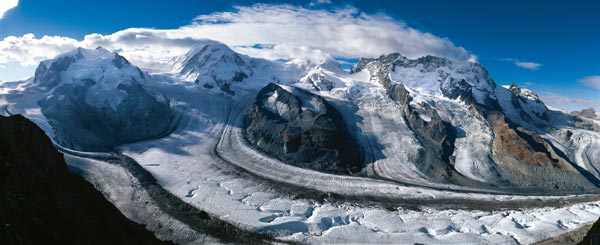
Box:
[579,76,600,90]
[502,58,542,70]
[539,91,600,112]
[0,0,18,19]
[309,0,333,6]
[515,61,542,70]
[0,4,473,72]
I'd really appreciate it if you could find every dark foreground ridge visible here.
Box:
[0,115,167,244]
[579,216,600,245]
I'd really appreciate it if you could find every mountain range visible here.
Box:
[1,40,600,243]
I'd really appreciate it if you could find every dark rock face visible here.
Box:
[475,100,567,168]
[580,217,600,245]
[467,96,596,190]
[440,78,472,100]
[0,115,166,244]
[245,83,362,173]
[33,55,77,89]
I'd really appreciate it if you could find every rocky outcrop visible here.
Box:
[571,108,600,133]
[244,83,362,173]
[507,83,550,122]
[0,115,166,244]
[467,96,595,190]
[572,108,598,119]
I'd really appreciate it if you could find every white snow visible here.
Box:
[37,47,150,110]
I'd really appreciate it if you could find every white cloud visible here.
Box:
[0,4,472,72]
[0,0,18,19]
[579,76,600,90]
[190,5,471,61]
[515,61,542,70]
[539,92,600,112]
[309,0,333,7]
[503,58,542,70]
[0,34,80,65]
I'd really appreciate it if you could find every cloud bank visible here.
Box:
[0,4,472,71]
[0,0,18,19]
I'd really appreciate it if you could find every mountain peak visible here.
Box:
[173,41,254,94]
[33,47,145,88]
[506,83,541,102]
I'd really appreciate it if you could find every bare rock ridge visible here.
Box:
[0,115,166,244]
[570,108,600,133]
[572,107,598,119]
[245,83,362,173]
[468,96,593,190]
[507,83,550,122]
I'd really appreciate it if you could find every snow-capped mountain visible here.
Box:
[172,40,302,95]
[346,53,597,190]
[33,47,175,151]
[12,43,598,191]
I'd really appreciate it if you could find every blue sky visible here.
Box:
[0,0,598,110]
